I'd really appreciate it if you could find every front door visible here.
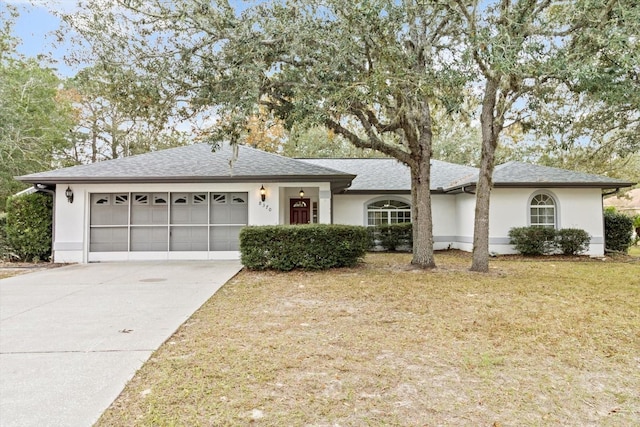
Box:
[290,198,311,224]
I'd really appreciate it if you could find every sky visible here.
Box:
[3,0,252,77]
[2,0,79,76]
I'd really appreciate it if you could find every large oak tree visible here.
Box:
[63,0,638,271]
[64,0,468,268]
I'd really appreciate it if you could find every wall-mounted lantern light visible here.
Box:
[260,185,266,202]
[65,186,74,204]
[299,188,305,198]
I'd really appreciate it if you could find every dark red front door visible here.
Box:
[290,199,311,224]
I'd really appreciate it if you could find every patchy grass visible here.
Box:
[629,245,640,257]
[97,252,640,426]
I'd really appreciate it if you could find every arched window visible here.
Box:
[529,193,556,228]
[367,199,411,226]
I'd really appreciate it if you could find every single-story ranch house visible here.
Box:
[17,143,635,263]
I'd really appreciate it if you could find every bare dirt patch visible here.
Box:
[0,261,63,280]
[97,252,640,426]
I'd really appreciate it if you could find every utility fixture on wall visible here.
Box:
[65,186,74,204]
[260,185,266,202]
[299,189,305,198]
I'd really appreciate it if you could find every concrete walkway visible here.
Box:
[0,261,242,427]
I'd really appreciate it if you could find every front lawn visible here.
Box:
[97,252,640,426]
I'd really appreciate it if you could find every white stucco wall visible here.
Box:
[331,193,457,249]
[488,188,605,256]
[53,181,607,263]
[454,193,476,252]
[53,181,331,263]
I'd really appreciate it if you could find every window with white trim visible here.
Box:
[367,199,411,226]
[530,193,556,229]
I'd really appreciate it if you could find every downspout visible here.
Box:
[35,184,56,263]
[461,185,476,195]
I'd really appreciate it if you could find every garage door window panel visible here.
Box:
[131,193,168,225]
[91,194,128,226]
[171,193,207,224]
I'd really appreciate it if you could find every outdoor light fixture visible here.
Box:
[260,185,266,202]
[299,188,305,198]
[65,186,74,204]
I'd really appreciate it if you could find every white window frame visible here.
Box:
[365,198,412,226]
[528,191,558,229]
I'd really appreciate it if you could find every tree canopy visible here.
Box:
[0,8,75,208]
[61,0,639,270]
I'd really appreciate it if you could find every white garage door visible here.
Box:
[89,192,248,253]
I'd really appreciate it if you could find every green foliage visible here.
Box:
[5,193,53,261]
[370,223,413,252]
[556,228,592,256]
[0,212,14,260]
[604,210,634,253]
[63,65,187,164]
[508,227,559,256]
[240,225,369,271]
[0,9,75,209]
[282,126,386,159]
[510,227,593,256]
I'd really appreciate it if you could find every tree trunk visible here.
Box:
[410,157,436,269]
[471,79,500,272]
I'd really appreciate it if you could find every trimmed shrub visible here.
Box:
[371,223,413,251]
[604,210,634,253]
[508,226,557,256]
[556,228,591,255]
[240,224,369,271]
[5,192,53,261]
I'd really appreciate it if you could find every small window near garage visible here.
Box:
[530,193,556,229]
[153,194,168,205]
[231,193,247,204]
[94,195,110,205]
[367,199,411,226]
[172,194,188,205]
[113,194,128,205]
[133,194,149,205]
[193,193,207,204]
[212,193,227,204]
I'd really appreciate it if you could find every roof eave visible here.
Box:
[493,182,637,189]
[444,181,636,193]
[16,174,357,186]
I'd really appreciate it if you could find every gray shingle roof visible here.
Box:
[300,158,479,192]
[449,161,634,189]
[17,144,634,191]
[17,144,355,187]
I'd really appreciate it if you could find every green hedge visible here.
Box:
[370,223,413,251]
[0,212,13,260]
[604,210,633,253]
[5,192,53,261]
[509,226,591,256]
[240,224,369,270]
[556,228,591,256]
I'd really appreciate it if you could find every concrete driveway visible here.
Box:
[0,261,242,427]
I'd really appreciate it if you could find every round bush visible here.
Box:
[604,210,633,253]
[5,192,53,261]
